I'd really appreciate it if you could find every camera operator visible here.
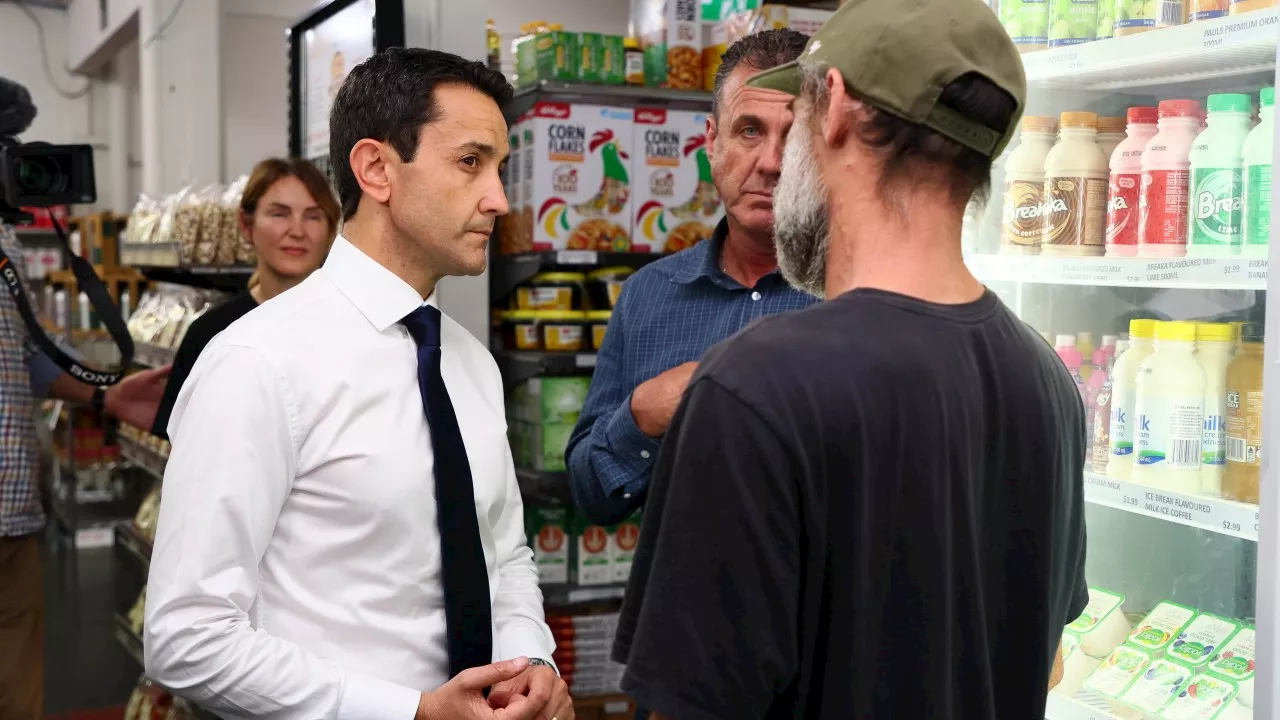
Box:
[0,77,169,719]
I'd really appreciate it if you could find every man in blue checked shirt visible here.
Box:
[567,30,817,525]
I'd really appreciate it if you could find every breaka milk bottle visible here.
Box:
[1001,116,1058,255]
[1131,321,1206,494]
[1044,112,1108,256]
[1188,94,1251,258]
[1107,106,1159,257]
[1139,100,1201,258]
[1242,87,1274,259]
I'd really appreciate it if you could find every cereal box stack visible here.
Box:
[632,107,723,253]
[635,0,703,90]
[526,102,634,252]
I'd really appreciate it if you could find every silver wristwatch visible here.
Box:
[527,658,559,675]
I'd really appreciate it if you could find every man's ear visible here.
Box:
[705,114,718,163]
[823,68,854,150]
[349,139,392,207]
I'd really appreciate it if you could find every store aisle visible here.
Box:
[41,537,135,717]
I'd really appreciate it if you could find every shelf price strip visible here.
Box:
[1082,472,1258,541]
[966,256,1267,289]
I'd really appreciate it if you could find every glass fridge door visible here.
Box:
[973,6,1279,718]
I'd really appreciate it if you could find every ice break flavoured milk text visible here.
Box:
[1043,112,1108,256]
[1139,100,1201,258]
[1001,116,1057,255]
[1188,94,1251,257]
[1107,107,1159,257]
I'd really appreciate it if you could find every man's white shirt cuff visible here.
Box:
[338,672,423,720]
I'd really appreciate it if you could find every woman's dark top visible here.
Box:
[151,293,258,440]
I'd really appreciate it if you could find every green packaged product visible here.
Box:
[536,29,578,83]
[1000,0,1050,51]
[510,377,591,425]
[528,422,576,472]
[578,32,603,83]
[1115,0,1158,34]
[1049,0,1098,47]
[601,35,626,85]
[528,506,570,585]
[513,34,538,88]
[1097,0,1115,39]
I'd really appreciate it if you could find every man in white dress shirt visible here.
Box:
[144,49,568,720]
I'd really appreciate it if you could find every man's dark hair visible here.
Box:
[803,67,1018,208]
[711,29,809,116]
[329,48,514,220]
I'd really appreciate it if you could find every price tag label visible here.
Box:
[1247,258,1268,283]
[575,354,598,369]
[556,250,599,265]
[1202,11,1279,49]
[1060,260,1122,284]
[1082,472,1258,541]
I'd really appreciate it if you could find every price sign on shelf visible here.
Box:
[556,250,599,266]
[1082,472,1258,541]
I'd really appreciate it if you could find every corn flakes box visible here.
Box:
[499,120,525,255]
[529,102,633,252]
[632,107,722,253]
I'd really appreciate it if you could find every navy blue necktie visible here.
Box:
[402,304,493,677]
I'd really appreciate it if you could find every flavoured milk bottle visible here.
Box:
[1132,321,1206,494]
[1109,319,1156,480]
[1050,0,1098,46]
[1001,116,1058,255]
[1097,117,1127,160]
[1001,0,1050,52]
[1108,107,1159,257]
[1188,94,1251,257]
[1056,334,1087,402]
[1242,87,1273,259]
[1139,100,1201,258]
[1079,332,1097,380]
[1044,112,1109,257]
[1224,323,1264,504]
[1197,323,1234,495]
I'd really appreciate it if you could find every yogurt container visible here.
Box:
[1068,587,1130,657]
[1169,614,1241,670]
[1118,657,1193,716]
[1059,630,1102,697]
[1209,627,1255,708]
[1127,602,1198,656]
[1085,645,1153,701]
[1162,674,1239,720]
[1218,698,1254,720]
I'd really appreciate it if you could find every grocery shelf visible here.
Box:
[508,80,713,120]
[490,250,661,303]
[115,522,153,571]
[1045,690,1121,720]
[966,253,1268,290]
[495,350,597,391]
[120,434,168,483]
[1083,471,1258,542]
[1022,9,1279,90]
[137,264,253,292]
[114,613,145,668]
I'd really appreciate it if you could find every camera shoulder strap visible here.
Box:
[0,220,134,386]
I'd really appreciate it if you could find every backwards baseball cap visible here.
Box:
[747,0,1026,159]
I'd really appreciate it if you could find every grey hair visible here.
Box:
[711,29,810,116]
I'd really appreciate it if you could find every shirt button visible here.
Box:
[640,450,651,459]
[623,493,633,500]
[751,291,762,301]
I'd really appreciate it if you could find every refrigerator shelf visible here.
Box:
[1083,472,1258,542]
[966,254,1268,290]
[1045,690,1122,720]
[1022,9,1279,90]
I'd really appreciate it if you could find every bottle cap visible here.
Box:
[1262,87,1275,109]
[1129,318,1156,339]
[1097,116,1126,134]
[1240,322,1265,343]
[1101,334,1118,347]
[1154,321,1197,342]
[1022,116,1058,134]
[1078,331,1094,342]
[1197,322,1234,343]
[1060,111,1098,129]
[1055,334,1077,347]
[1126,106,1158,125]
[1158,99,1201,119]
[1207,93,1252,114]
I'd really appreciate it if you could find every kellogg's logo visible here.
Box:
[553,165,578,195]
[635,108,667,125]
[535,102,571,119]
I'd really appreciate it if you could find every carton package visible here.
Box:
[611,512,641,582]
[510,377,592,425]
[528,102,634,252]
[514,27,578,87]
[634,0,703,90]
[579,33,626,85]
[575,514,613,585]
[633,107,723,253]
[513,421,577,472]
[528,506,570,584]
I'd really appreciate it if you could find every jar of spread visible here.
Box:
[585,267,633,309]
[502,310,543,351]
[514,272,585,311]
[538,310,587,352]
[587,310,612,350]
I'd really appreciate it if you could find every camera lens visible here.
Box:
[16,156,68,195]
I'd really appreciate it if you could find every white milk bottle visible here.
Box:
[1107,107,1159,257]
[1108,319,1156,481]
[1001,116,1058,255]
[1242,87,1274,259]
[1043,112,1109,257]
[1131,321,1206,494]
[1198,323,1234,496]
[1188,94,1252,258]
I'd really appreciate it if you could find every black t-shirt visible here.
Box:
[151,292,258,439]
[613,288,1089,720]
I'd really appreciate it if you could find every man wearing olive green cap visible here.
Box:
[612,1,1090,718]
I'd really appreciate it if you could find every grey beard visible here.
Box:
[774,115,831,299]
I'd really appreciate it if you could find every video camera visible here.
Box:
[0,140,96,225]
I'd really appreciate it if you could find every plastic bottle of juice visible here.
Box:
[1044,112,1109,257]
[1188,94,1252,257]
[1116,0,1158,34]
[1139,100,1202,258]
[1242,87,1274,259]
[1191,0,1230,19]
[1098,0,1116,37]
[1056,334,1087,403]
[1223,323,1264,503]
[1108,107,1160,257]
[1108,319,1157,481]
[1132,321,1206,494]
[1001,0,1050,52]
[1231,0,1277,15]
[1101,334,1120,365]
[1156,0,1187,26]
[1050,0,1099,46]
[1090,350,1116,473]
[1086,346,1111,444]
[1079,331,1097,380]
[1002,117,1058,255]
[1197,323,1235,495]
[1097,117,1127,159]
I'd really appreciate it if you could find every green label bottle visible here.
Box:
[1188,93,1252,257]
[1243,87,1274,258]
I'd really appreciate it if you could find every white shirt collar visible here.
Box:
[323,234,438,333]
